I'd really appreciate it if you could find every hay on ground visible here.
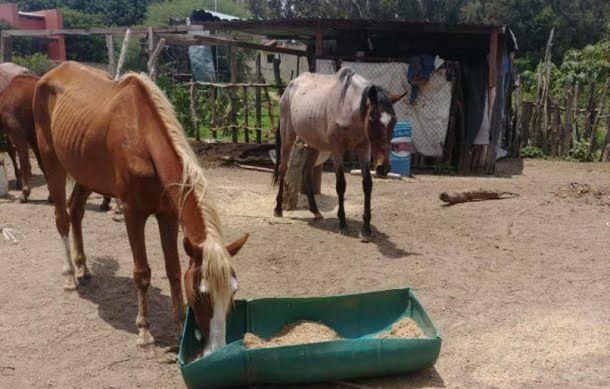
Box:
[244,320,341,349]
[377,317,426,339]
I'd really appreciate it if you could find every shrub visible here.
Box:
[12,53,53,75]
[568,140,595,162]
[520,146,545,159]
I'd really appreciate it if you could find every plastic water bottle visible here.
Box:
[390,121,412,177]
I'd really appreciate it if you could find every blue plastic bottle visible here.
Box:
[390,121,412,177]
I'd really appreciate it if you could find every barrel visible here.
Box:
[390,121,412,177]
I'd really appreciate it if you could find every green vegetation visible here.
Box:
[12,53,52,75]
[145,0,248,25]
[520,146,545,159]
[568,140,596,162]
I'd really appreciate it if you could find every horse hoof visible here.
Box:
[274,209,283,217]
[47,195,54,203]
[63,275,78,291]
[313,212,324,220]
[137,330,155,348]
[99,203,110,212]
[76,265,92,280]
[359,231,372,242]
[19,196,28,203]
[339,226,349,235]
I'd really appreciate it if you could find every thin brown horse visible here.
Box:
[0,74,45,202]
[274,68,406,241]
[34,62,248,353]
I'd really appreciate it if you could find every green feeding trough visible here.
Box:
[178,288,441,388]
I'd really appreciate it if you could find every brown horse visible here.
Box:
[0,74,45,202]
[274,68,405,241]
[34,62,248,353]
[0,62,29,190]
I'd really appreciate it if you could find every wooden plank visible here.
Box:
[114,29,131,80]
[210,87,217,139]
[156,33,307,56]
[255,53,262,143]
[147,38,165,81]
[243,85,249,143]
[190,80,199,141]
[2,25,203,37]
[105,34,115,76]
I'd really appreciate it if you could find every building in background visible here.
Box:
[0,2,66,61]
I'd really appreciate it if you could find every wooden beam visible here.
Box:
[2,25,203,37]
[156,33,307,56]
[255,53,262,143]
[147,38,166,81]
[114,29,131,80]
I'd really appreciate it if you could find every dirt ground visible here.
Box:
[1,156,609,388]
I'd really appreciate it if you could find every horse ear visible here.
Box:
[367,85,378,103]
[226,233,249,257]
[390,90,408,104]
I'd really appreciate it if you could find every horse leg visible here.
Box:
[356,147,373,242]
[332,154,348,234]
[124,209,154,347]
[303,147,323,220]
[12,134,32,203]
[99,196,112,212]
[44,158,77,290]
[6,136,21,190]
[274,132,296,217]
[29,137,52,202]
[156,211,185,325]
[68,183,93,280]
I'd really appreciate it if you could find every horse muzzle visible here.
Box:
[375,164,391,178]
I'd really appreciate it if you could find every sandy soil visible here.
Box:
[0,157,609,388]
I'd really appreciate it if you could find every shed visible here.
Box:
[193,18,518,174]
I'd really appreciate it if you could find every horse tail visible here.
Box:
[272,123,281,186]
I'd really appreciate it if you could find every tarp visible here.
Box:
[343,62,452,157]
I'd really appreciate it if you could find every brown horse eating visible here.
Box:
[0,74,45,202]
[34,62,248,353]
[274,68,406,241]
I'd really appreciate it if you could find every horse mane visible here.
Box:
[120,72,233,307]
[337,67,356,107]
[359,84,393,119]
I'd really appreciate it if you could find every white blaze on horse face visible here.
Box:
[203,298,229,356]
[230,276,239,292]
[380,112,392,127]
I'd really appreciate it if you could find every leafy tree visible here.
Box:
[61,8,107,62]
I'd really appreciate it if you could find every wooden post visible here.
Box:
[229,46,238,142]
[599,110,610,162]
[147,38,165,81]
[263,86,274,129]
[563,81,574,156]
[115,28,131,80]
[273,57,284,95]
[531,64,543,147]
[520,101,533,149]
[315,22,324,57]
[0,34,11,63]
[583,81,597,143]
[255,53,262,143]
[550,104,560,157]
[573,82,580,140]
[243,85,249,143]
[590,77,610,153]
[296,55,300,76]
[541,28,554,153]
[210,86,217,139]
[190,80,199,141]
[105,34,115,76]
[488,30,498,119]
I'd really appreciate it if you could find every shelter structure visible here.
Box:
[193,18,518,173]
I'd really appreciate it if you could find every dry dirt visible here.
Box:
[1,157,609,388]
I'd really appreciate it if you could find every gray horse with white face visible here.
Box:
[273,67,406,241]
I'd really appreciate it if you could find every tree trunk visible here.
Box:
[563,81,574,156]
[282,139,308,211]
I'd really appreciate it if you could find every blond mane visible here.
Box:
[120,72,233,307]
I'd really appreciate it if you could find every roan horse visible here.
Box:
[274,68,406,241]
[34,62,248,354]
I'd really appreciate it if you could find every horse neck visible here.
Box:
[144,120,208,244]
